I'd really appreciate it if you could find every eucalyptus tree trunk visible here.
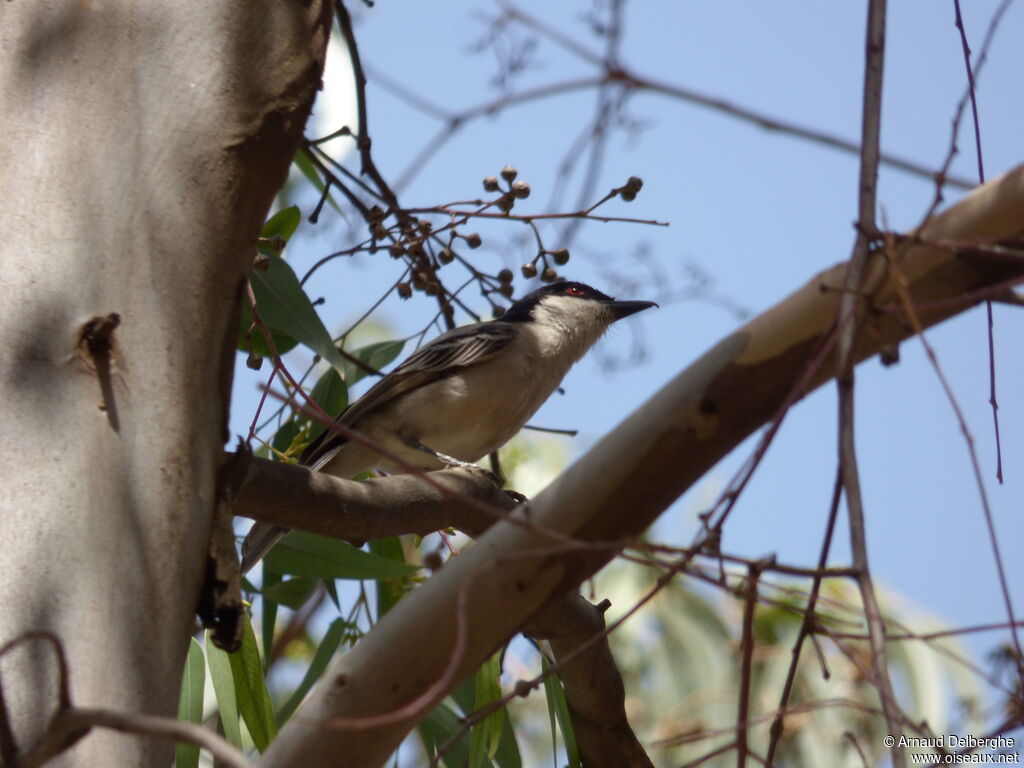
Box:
[0,3,328,764]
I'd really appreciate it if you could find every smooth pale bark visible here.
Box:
[0,3,328,765]
[258,166,1024,768]
[231,459,519,539]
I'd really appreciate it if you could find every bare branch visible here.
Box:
[525,594,653,768]
[835,1,906,764]
[232,458,518,540]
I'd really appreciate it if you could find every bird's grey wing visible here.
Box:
[301,321,518,467]
[245,322,518,573]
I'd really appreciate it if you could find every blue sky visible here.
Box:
[231,0,1024,727]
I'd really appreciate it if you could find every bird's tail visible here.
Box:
[239,440,357,574]
[240,523,289,574]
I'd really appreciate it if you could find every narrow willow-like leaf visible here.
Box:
[418,701,472,768]
[229,616,278,752]
[260,206,301,243]
[264,531,419,580]
[260,567,281,670]
[452,676,521,768]
[293,149,342,214]
[542,656,580,768]
[261,576,319,609]
[175,638,205,768]
[368,537,408,619]
[205,632,243,750]
[276,618,347,725]
[469,652,504,768]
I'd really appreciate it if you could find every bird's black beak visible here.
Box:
[605,299,658,320]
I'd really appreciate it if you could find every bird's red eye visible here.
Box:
[566,285,584,296]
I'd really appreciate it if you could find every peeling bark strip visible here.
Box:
[78,313,121,359]
[256,167,1024,768]
[78,313,122,431]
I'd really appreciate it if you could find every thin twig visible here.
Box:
[0,632,250,768]
[63,708,251,768]
[765,471,844,763]
[374,46,973,192]
[882,231,1024,692]
[951,0,1005,486]
[735,563,761,768]
[835,2,906,765]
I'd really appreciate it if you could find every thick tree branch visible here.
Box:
[231,460,518,540]
[526,594,653,768]
[234,461,651,763]
[258,167,1024,768]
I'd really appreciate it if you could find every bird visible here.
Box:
[240,280,657,573]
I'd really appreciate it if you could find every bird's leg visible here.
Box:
[403,437,502,486]
[403,437,477,470]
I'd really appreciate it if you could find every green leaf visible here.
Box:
[368,537,409,619]
[542,657,580,768]
[260,206,301,245]
[176,638,205,768]
[324,578,341,610]
[205,632,243,750]
[270,419,304,457]
[261,576,319,609]
[239,300,299,357]
[260,567,282,671]
[307,368,349,441]
[276,618,347,725]
[341,340,407,387]
[229,617,278,752]
[264,531,420,580]
[419,701,472,768]
[247,254,347,375]
[293,149,342,214]
[452,677,521,768]
[469,653,505,768]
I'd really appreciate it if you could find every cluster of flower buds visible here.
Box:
[374,169,645,314]
[382,215,446,299]
[521,245,570,283]
[483,165,531,214]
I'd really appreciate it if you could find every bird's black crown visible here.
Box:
[501,281,614,323]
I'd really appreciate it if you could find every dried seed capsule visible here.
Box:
[521,262,538,279]
[497,268,513,284]
[551,248,570,266]
[541,267,557,283]
[465,233,482,249]
[500,165,518,182]
[511,180,530,199]
[483,176,500,192]
[620,176,643,202]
